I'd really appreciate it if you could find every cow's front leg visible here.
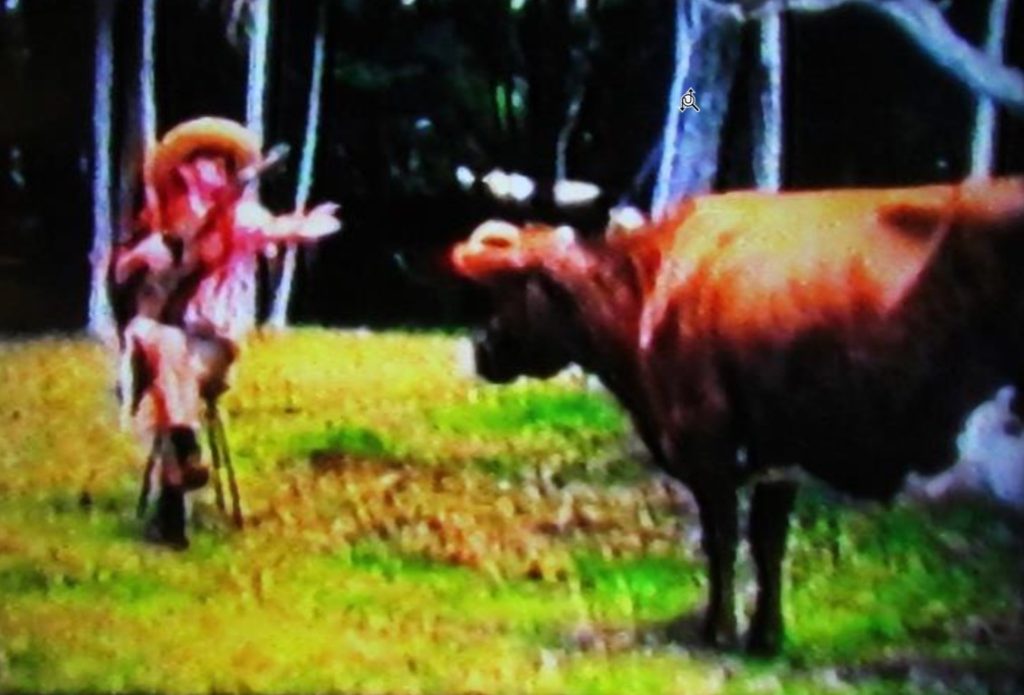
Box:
[692,478,739,648]
[746,478,798,655]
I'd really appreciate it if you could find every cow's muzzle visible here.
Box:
[471,329,518,384]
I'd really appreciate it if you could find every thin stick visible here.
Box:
[204,403,226,512]
[211,403,243,528]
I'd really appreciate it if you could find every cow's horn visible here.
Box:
[468,220,521,248]
[554,225,577,246]
[606,206,646,238]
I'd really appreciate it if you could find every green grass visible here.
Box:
[431,388,626,437]
[0,329,1020,694]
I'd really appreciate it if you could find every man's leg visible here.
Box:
[143,434,188,549]
[128,320,211,547]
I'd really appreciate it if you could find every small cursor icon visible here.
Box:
[680,88,700,113]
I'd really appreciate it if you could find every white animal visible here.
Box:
[913,386,1024,512]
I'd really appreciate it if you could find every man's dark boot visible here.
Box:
[169,426,209,491]
[145,486,189,550]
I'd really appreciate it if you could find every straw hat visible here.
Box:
[144,117,261,198]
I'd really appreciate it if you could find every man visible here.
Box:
[111,117,339,548]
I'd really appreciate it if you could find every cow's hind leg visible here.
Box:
[693,479,740,648]
[746,479,798,656]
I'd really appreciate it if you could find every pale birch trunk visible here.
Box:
[88,0,116,340]
[970,0,1011,177]
[652,0,741,218]
[240,0,270,333]
[753,9,784,192]
[652,0,696,218]
[140,0,157,148]
[117,0,156,243]
[246,0,270,148]
[709,0,1024,114]
[267,1,327,329]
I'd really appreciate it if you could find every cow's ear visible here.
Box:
[452,220,524,279]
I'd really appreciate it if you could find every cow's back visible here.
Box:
[640,179,1024,498]
[644,180,1024,350]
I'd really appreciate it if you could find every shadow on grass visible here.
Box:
[291,423,399,463]
[555,611,1024,694]
[830,653,1024,695]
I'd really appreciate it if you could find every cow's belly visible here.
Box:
[736,330,1015,500]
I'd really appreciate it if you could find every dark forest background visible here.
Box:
[0,0,1022,333]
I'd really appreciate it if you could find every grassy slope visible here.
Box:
[0,330,1020,694]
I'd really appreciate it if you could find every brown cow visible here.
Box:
[451,178,1024,654]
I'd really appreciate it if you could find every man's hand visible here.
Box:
[272,202,341,242]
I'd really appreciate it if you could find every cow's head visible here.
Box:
[451,220,586,383]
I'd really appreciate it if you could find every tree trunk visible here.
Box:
[652,0,742,218]
[869,0,1024,117]
[267,0,326,329]
[753,9,784,191]
[556,1,599,183]
[970,0,1011,177]
[88,0,115,340]
[241,0,270,334]
[719,0,1024,115]
[140,0,156,148]
[118,0,156,242]
[246,0,270,148]
[652,0,694,217]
